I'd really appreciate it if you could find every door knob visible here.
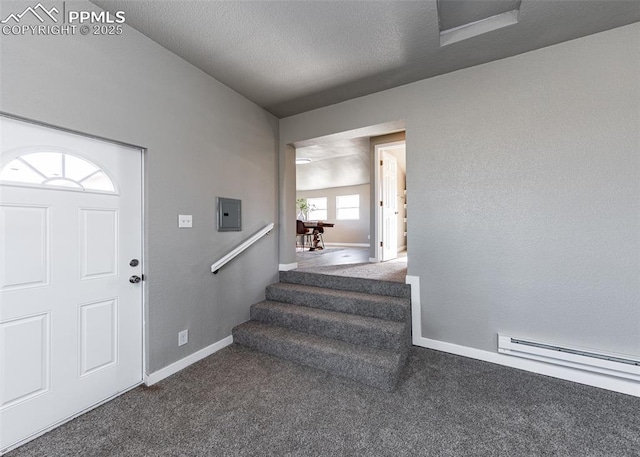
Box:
[129,275,142,284]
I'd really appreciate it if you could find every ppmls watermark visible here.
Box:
[1,2,126,36]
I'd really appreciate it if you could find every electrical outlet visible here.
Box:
[178,329,188,346]
[178,215,193,228]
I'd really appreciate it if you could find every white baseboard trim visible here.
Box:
[278,262,298,271]
[144,335,233,386]
[324,242,370,247]
[414,336,640,397]
[397,245,407,253]
[369,257,377,263]
[405,275,422,347]
[407,273,638,397]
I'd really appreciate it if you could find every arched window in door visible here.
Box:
[0,151,116,193]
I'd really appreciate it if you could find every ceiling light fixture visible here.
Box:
[296,158,312,164]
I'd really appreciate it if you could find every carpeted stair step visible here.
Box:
[266,282,410,322]
[280,270,411,299]
[251,301,409,351]
[232,321,406,391]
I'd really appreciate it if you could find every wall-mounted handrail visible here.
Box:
[211,222,274,274]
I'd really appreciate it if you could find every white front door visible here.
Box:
[381,150,398,261]
[0,116,143,452]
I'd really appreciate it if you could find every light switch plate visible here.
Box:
[178,215,193,228]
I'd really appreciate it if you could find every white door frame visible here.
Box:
[0,112,147,454]
[373,140,405,263]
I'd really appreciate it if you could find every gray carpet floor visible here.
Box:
[297,262,407,283]
[8,345,640,457]
[7,345,640,457]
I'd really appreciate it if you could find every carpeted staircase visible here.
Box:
[232,270,412,391]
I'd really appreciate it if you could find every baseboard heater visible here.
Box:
[498,335,640,382]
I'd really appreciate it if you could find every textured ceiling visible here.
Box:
[296,137,407,192]
[296,138,370,191]
[91,0,640,118]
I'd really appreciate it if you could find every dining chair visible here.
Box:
[315,224,325,249]
[296,220,313,251]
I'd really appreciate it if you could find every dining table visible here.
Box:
[303,221,334,251]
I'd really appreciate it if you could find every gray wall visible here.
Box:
[280,24,640,357]
[0,1,279,373]
[297,184,370,244]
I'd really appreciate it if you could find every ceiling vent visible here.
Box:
[438,0,522,46]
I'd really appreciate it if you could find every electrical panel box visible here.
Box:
[217,197,241,232]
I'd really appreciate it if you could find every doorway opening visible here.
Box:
[292,129,407,282]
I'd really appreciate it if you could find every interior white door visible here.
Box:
[0,116,143,452]
[381,151,398,261]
